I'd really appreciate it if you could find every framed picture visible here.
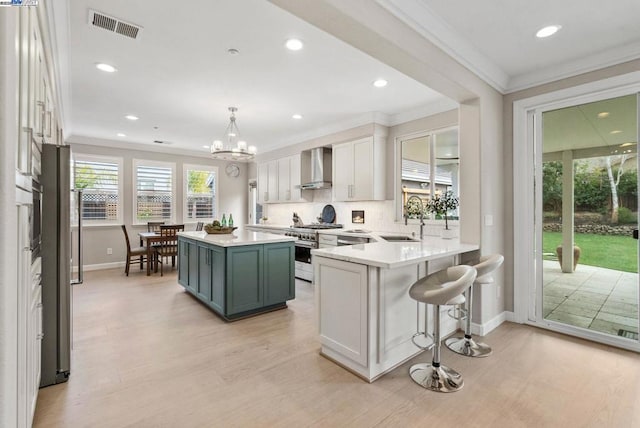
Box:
[352,210,365,224]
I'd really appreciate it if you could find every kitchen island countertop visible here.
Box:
[177,230,295,247]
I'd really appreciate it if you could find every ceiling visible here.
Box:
[380,0,640,92]
[66,0,455,156]
[62,0,640,158]
[543,94,638,155]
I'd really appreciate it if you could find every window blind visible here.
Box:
[135,164,173,221]
[74,158,120,222]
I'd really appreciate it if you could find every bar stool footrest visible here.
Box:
[447,306,468,321]
[411,332,434,351]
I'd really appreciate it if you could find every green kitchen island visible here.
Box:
[177,230,296,321]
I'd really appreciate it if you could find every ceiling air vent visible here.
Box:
[88,10,143,40]
[153,140,172,145]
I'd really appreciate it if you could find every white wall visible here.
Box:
[69,141,249,268]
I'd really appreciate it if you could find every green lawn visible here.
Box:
[543,232,638,273]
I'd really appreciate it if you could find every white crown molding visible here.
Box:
[377,0,510,93]
[67,134,215,159]
[260,98,457,155]
[263,111,390,153]
[506,41,640,93]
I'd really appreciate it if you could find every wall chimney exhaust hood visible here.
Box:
[300,147,332,190]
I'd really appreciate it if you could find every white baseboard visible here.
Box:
[504,311,517,323]
[470,310,516,336]
[72,261,125,272]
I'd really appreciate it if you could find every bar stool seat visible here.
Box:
[445,254,504,358]
[408,265,476,392]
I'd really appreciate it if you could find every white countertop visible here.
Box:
[178,230,296,247]
[312,237,479,269]
[244,224,292,231]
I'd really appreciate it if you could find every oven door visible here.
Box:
[294,241,315,281]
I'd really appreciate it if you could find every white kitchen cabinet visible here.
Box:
[317,233,337,248]
[315,257,369,367]
[258,154,306,204]
[257,160,278,204]
[332,136,386,201]
[277,157,290,201]
[16,8,32,177]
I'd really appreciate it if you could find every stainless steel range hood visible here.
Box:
[300,147,332,190]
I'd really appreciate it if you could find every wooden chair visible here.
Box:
[154,224,184,276]
[147,221,165,232]
[195,222,204,231]
[121,225,148,276]
[140,221,166,246]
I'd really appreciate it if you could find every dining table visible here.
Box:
[138,231,165,276]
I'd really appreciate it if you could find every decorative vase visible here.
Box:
[441,228,456,239]
[555,245,581,270]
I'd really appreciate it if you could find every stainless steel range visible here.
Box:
[286,224,343,281]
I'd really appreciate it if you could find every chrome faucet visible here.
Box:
[405,195,425,240]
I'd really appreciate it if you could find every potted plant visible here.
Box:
[425,190,459,239]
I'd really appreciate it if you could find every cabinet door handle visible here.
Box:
[36,101,45,137]
[45,110,52,138]
[37,333,44,340]
[264,192,268,202]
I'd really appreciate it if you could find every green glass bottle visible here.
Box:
[221,214,227,227]
[228,214,234,227]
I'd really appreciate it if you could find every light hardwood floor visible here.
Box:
[33,268,640,427]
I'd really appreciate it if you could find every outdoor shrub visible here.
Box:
[617,207,636,224]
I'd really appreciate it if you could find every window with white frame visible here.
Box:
[184,164,218,222]
[133,159,175,224]
[73,154,123,225]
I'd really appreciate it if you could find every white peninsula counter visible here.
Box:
[311,237,479,382]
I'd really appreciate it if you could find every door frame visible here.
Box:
[513,71,640,352]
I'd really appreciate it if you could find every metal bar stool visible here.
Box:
[445,254,504,358]
[408,265,477,392]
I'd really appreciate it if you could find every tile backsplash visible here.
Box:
[262,195,458,237]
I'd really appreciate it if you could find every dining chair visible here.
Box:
[147,221,165,232]
[154,224,184,276]
[121,225,148,276]
[195,222,204,231]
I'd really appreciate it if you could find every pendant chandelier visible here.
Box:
[210,107,256,161]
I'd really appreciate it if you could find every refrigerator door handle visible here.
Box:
[71,189,83,285]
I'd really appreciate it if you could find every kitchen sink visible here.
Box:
[379,235,419,242]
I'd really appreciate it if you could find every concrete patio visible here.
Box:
[543,260,639,339]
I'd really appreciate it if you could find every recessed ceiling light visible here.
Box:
[125,115,139,121]
[285,39,303,51]
[95,63,117,73]
[597,112,610,119]
[536,25,561,38]
[292,114,302,119]
[610,130,623,134]
[117,133,126,137]
[620,142,634,147]
[373,79,388,88]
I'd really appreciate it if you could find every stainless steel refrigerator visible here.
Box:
[40,144,83,387]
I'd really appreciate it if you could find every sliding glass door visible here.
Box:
[536,93,639,346]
